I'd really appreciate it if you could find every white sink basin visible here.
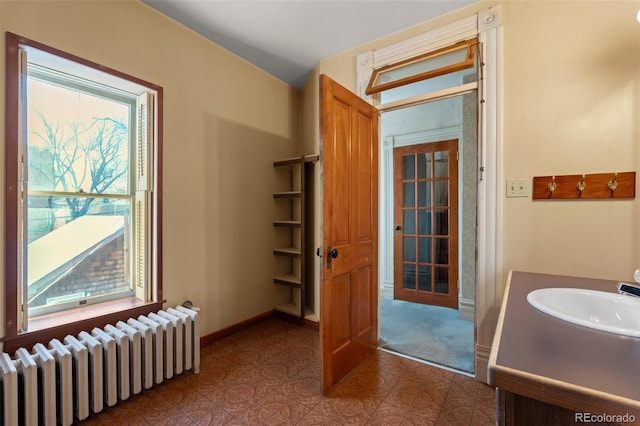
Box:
[527,288,640,337]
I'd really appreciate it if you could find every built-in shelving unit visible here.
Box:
[272,154,318,319]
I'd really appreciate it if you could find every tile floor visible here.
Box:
[84,318,496,425]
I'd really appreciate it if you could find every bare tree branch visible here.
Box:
[30,113,129,220]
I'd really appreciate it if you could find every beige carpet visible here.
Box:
[379,298,475,373]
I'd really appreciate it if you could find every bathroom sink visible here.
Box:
[527,288,640,337]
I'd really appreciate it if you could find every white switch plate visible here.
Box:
[506,178,530,197]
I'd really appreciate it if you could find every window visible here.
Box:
[5,33,163,345]
[365,38,478,97]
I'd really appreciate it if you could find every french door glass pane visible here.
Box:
[434,210,448,235]
[418,237,432,263]
[418,153,432,179]
[403,237,416,262]
[418,265,432,291]
[418,210,431,235]
[403,183,415,207]
[403,155,415,179]
[403,210,416,234]
[434,181,448,206]
[418,181,431,207]
[435,238,449,265]
[434,267,449,294]
[403,264,416,289]
[434,151,449,178]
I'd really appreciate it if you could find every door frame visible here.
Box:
[355,6,503,382]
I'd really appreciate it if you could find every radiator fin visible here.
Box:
[0,353,19,426]
[32,343,56,425]
[49,338,73,426]
[147,312,174,379]
[91,328,118,407]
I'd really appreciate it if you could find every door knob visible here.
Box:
[395,225,402,231]
[326,246,339,269]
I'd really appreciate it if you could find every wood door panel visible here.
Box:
[353,266,375,336]
[330,101,351,247]
[352,243,375,270]
[352,129,377,243]
[330,245,352,277]
[330,273,351,350]
[354,112,374,243]
[321,74,379,394]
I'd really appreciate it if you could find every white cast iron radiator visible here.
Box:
[0,305,200,425]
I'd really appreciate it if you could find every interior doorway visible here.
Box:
[355,10,503,382]
[379,90,477,374]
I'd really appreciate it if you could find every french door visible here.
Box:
[393,140,458,308]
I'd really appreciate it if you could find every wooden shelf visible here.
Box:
[273,220,301,227]
[273,191,302,199]
[274,157,303,167]
[272,154,318,318]
[273,154,319,167]
[273,274,302,288]
[273,247,302,257]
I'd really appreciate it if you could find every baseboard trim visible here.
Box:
[459,298,475,321]
[199,310,274,347]
[476,343,491,384]
[381,281,394,299]
[199,308,321,347]
[274,310,320,330]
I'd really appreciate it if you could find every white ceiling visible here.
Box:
[142,0,478,88]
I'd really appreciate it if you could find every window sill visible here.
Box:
[2,297,164,354]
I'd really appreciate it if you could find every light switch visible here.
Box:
[506,179,529,198]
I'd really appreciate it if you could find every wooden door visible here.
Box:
[393,140,458,309]
[320,75,379,394]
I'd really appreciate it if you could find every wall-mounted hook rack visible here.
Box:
[532,171,636,200]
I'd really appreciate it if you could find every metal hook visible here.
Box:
[547,176,557,193]
[608,172,618,191]
[576,174,586,193]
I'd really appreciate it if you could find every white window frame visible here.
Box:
[25,65,140,316]
[19,48,155,324]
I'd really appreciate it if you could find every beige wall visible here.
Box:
[0,0,299,339]
[303,0,640,353]
[501,0,640,284]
